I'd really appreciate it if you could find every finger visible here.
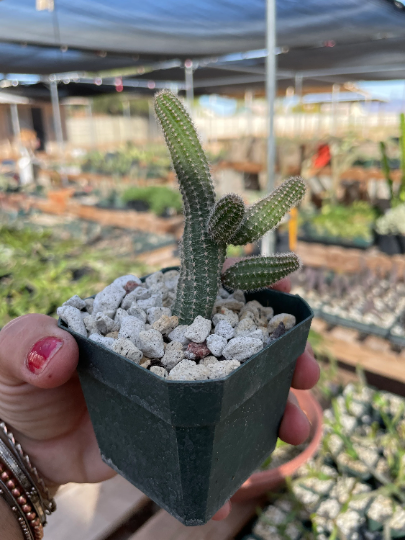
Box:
[291,346,320,390]
[0,314,79,389]
[212,501,232,521]
[278,391,311,445]
[270,277,291,294]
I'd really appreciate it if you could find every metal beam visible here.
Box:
[262,0,277,256]
[10,103,20,138]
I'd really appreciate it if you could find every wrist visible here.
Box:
[0,496,24,540]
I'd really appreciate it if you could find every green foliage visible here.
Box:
[0,226,148,328]
[81,143,171,179]
[155,90,305,324]
[301,201,377,243]
[379,113,405,206]
[121,186,183,216]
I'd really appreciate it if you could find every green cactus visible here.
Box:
[155,90,305,324]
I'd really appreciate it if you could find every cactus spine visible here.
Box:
[155,90,305,324]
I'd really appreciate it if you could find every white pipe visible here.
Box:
[262,0,276,256]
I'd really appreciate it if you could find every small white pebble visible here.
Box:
[114,308,129,325]
[113,275,141,288]
[167,360,210,381]
[168,325,190,347]
[63,295,86,310]
[200,356,219,366]
[206,334,227,357]
[89,334,115,349]
[93,283,126,316]
[150,366,168,378]
[268,313,296,334]
[138,294,163,310]
[95,312,118,335]
[214,319,235,340]
[161,341,184,370]
[113,338,143,364]
[118,316,145,347]
[184,315,212,343]
[146,306,171,324]
[138,329,164,359]
[145,271,164,288]
[208,360,240,379]
[222,336,263,361]
[57,305,87,336]
[84,298,94,314]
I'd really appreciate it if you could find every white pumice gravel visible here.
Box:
[167,360,210,381]
[184,315,212,343]
[152,314,179,336]
[118,316,145,347]
[150,366,168,378]
[127,304,147,323]
[167,325,190,347]
[214,319,235,340]
[113,274,142,288]
[93,283,126,317]
[222,336,263,361]
[138,329,164,359]
[95,312,118,335]
[84,298,94,314]
[200,356,219,366]
[89,334,115,349]
[208,360,240,379]
[112,338,143,364]
[114,308,130,325]
[57,305,87,336]
[206,334,227,357]
[268,313,296,334]
[137,293,163,310]
[58,271,297,380]
[63,295,87,310]
[146,306,171,324]
[161,341,184,370]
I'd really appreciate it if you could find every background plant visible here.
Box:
[380,113,405,206]
[155,90,306,324]
[0,225,149,327]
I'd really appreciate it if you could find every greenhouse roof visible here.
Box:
[0,0,405,78]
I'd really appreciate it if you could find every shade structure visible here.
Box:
[0,0,405,76]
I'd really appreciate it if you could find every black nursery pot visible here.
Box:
[58,269,313,526]
[374,231,401,255]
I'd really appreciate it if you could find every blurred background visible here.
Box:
[1,1,405,538]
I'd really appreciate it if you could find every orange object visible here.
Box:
[289,207,298,251]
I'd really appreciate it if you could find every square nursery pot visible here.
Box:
[58,268,313,526]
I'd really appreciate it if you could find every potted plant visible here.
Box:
[57,90,313,526]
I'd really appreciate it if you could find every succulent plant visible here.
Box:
[154,90,306,324]
[380,113,405,206]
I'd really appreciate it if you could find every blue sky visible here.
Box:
[357,80,405,101]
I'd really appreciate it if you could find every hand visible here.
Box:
[0,314,115,490]
[213,260,320,521]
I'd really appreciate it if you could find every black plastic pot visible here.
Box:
[374,231,401,255]
[58,269,313,525]
[397,234,405,255]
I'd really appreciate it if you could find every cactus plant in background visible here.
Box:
[154,90,305,324]
[380,113,405,206]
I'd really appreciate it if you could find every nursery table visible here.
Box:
[312,317,405,387]
[46,476,262,540]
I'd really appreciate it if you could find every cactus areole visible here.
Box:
[154,90,306,325]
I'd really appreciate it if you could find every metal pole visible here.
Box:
[87,99,97,148]
[10,104,21,140]
[50,77,67,183]
[294,73,303,138]
[185,63,194,105]
[262,0,277,255]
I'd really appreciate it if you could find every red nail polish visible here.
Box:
[26,337,63,373]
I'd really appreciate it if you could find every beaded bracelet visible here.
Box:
[0,421,57,540]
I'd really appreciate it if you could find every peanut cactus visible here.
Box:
[155,90,306,324]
